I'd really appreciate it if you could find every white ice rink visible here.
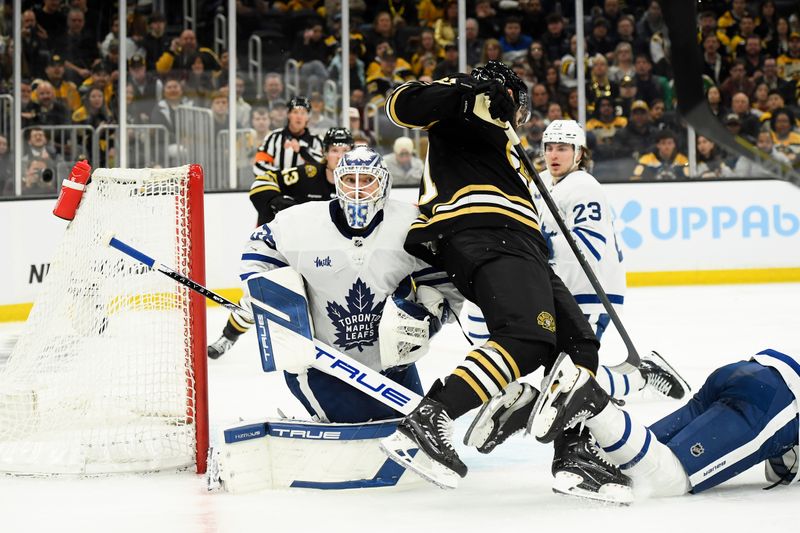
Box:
[1,282,798,532]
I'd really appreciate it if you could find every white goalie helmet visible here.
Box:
[333,146,392,229]
[542,119,587,169]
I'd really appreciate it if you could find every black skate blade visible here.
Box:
[379,432,460,490]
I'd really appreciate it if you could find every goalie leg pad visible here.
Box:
[210,418,425,493]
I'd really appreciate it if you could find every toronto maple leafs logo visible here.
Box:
[325,278,385,351]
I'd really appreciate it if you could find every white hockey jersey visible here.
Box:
[533,169,626,315]
[240,199,460,372]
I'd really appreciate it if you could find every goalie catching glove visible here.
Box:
[378,286,448,370]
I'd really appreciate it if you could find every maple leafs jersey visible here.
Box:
[240,199,462,372]
[533,169,626,316]
[384,76,545,265]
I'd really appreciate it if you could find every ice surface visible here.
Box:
[1,283,798,532]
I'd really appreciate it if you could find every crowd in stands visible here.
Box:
[2,0,800,195]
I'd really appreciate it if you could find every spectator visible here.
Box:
[99,14,142,62]
[410,28,444,78]
[530,83,550,116]
[474,0,501,40]
[478,38,503,67]
[20,9,49,79]
[156,29,221,78]
[500,16,533,63]
[518,0,547,39]
[328,41,367,92]
[720,59,755,106]
[227,76,252,129]
[701,34,729,86]
[633,53,663,106]
[616,75,638,116]
[25,81,70,128]
[367,1,416,27]
[636,1,667,43]
[250,107,272,144]
[767,17,791,58]
[23,127,58,162]
[432,44,459,80]
[563,87,580,120]
[716,0,749,45]
[754,57,794,103]
[756,1,778,43]
[261,73,286,110]
[433,1,458,48]
[587,17,615,59]
[543,65,566,103]
[384,136,423,186]
[366,52,405,108]
[128,54,163,124]
[706,85,726,118]
[150,76,193,159]
[608,100,657,160]
[559,34,580,89]
[72,86,113,128]
[734,129,792,177]
[526,41,549,83]
[307,92,336,137]
[15,157,57,196]
[751,82,770,117]
[741,35,764,79]
[54,8,99,84]
[695,134,734,178]
[79,63,115,110]
[541,13,571,63]
[323,12,367,62]
[39,55,81,112]
[366,40,413,81]
[730,92,761,140]
[609,42,635,84]
[364,11,400,60]
[181,54,215,107]
[587,96,627,146]
[759,89,788,125]
[291,19,330,94]
[727,13,758,59]
[141,12,171,71]
[770,109,800,164]
[616,15,642,57]
[631,129,688,181]
[465,18,483,68]
[724,112,745,138]
[34,0,66,45]
[586,55,619,111]
[776,31,800,82]
[347,107,376,147]
[545,101,563,125]
[648,98,675,132]
[209,92,229,137]
[269,106,288,130]
[698,10,718,47]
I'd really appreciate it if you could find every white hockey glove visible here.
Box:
[415,285,451,325]
[378,294,441,371]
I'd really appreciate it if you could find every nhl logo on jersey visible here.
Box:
[690,443,705,457]
[537,311,556,332]
[325,278,385,351]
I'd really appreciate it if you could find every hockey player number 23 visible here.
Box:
[573,202,601,223]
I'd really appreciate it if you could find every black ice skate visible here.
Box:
[207,332,238,359]
[527,352,612,443]
[551,427,633,505]
[380,397,466,489]
[464,381,539,453]
[639,351,691,400]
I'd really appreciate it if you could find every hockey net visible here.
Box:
[0,165,208,475]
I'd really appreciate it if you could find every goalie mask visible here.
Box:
[333,146,391,229]
[542,119,587,169]
[471,60,531,126]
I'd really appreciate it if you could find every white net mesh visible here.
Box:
[0,166,203,474]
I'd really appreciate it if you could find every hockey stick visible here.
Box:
[503,124,641,374]
[107,235,422,415]
[661,0,800,186]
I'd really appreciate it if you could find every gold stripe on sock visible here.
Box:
[486,341,521,380]
[453,368,490,403]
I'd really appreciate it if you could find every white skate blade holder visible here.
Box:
[463,381,525,449]
[379,432,460,490]
[527,352,581,440]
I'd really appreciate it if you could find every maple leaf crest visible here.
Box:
[325,278,385,352]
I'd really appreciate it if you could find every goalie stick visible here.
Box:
[107,235,423,415]
[503,124,641,374]
[661,0,800,186]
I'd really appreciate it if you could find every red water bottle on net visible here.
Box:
[53,160,92,221]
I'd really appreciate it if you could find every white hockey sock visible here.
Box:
[595,366,645,399]
[587,404,690,497]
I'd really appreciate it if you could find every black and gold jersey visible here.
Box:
[249,159,333,225]
[384,76,544,264]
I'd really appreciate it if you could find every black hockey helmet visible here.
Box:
[323,127,354,151]
[287,96,311,111]
[471,60,531,124]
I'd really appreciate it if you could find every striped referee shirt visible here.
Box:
[252,126,324,176]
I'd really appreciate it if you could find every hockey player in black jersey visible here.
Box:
[208,127,354,359]
[378,61,631,500]
[249,127,354,225]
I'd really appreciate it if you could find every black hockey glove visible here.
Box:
[267,194,297,215]
[457,78,517,125]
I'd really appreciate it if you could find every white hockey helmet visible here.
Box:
[542,119,587,169]
[333,146,392,229]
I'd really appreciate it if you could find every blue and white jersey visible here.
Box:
[240,199,460,372]
[533,169,626,317]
